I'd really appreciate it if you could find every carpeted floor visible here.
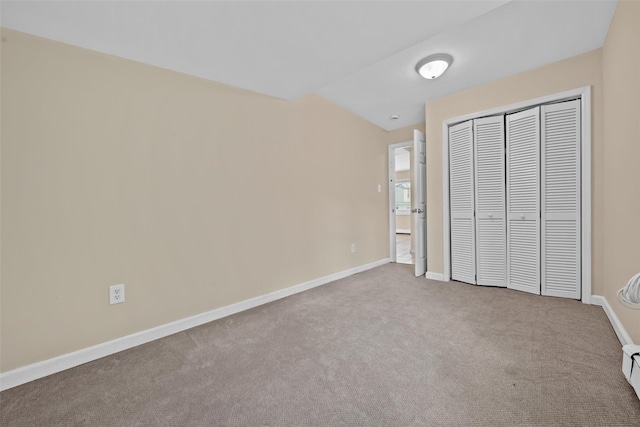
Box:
[1,263,639,426]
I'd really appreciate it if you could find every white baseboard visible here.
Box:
[0,258,390,392]
[396,229,410,234]
[591,295,634,347]
[425,271,445,281]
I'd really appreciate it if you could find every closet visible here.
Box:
[449,99,581,299]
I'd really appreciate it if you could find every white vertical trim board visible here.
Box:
[580,90,592,304]
[442,121,451,281]
[0,258,390,392]
[441,86,592,303]
[591,295,634,347]
[389,145,397,262]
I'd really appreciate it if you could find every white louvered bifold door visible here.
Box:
[449,120,476,285]
[506,107,540,295]
[474,116,506,287]
[541,100,581,299]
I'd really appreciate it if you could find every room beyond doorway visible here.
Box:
[395,233,414,264]
[388,141,414,264]
[394,179,413,265]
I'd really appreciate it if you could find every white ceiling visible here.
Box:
[1,1,617,131]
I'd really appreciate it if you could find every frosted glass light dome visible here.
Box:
[416,54,453,79]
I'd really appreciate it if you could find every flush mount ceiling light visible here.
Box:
[415,53,453,80]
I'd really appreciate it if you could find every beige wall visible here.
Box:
[3,1,637,375]
[602,1,640,343]
[395,170,410,180]
[425,49,604,293]
[0,29,391,372]
[395,215,411,232]
[386,123,425,145]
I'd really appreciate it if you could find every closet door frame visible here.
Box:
[441,86,592,304]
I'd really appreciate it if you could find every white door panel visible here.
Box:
[413,129,427,277]
[541,100,581,299]
[506,107,540,295]
[449,120,476,284]
[474,115,506,287]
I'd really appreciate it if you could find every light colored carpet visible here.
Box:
[1,263,639,426]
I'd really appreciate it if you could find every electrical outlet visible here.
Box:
[109,284,125,305]
[351,243,356,253]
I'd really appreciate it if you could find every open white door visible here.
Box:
[412,130,426,277]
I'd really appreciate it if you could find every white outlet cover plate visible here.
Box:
[109,284,125,305]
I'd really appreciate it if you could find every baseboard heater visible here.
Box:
[622,344,640,400]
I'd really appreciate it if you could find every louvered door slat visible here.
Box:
[449,120,476,284]
[474,115,506,287]
[542,100,581,299]
[506,107,540,295]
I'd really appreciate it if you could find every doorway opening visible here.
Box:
[394,179,413,264]
[388,142,413,265]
